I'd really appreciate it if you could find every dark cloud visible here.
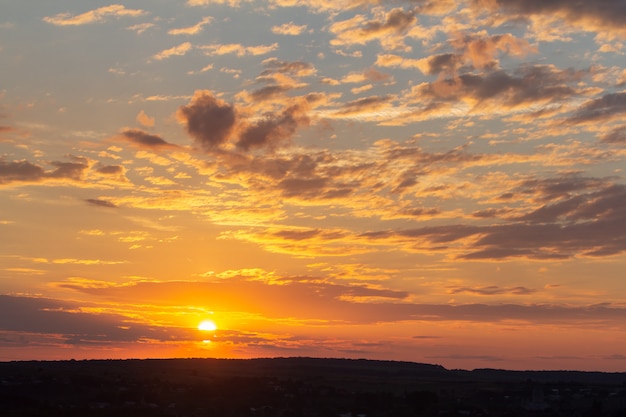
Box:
[421,65,581,108]
[606,354,626,360]
[85,198,117,208]
[272,228,326,241]
[448,286,537,295]
[237,104,309,151]
[401,207,441,217]
[96,165,123,175]
[279,177,327,197]
[272,228,347,241]
[177,90,237,149]
[178,90,310,152]
[478,0,626,37]
[516,175,607,201]
[0,159,88,184]
[471,208,513,218]
[363,7,416,35]
[47,161,88,180]
[600,126,626,144]
[0,295,195,345]
[277,175,355,199]
[361,182,626,260]
[0,160,45,183]
[249,85,293,102]
[337,95,393,115]
[120,128,175,149]
[260,58,316,77]
[567,92,626,125]
[422,53,464,75]
[515,195,587,223]
[384,143,482,165]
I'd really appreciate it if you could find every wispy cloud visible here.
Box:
[43,4,147,26]
[168,17,212,35]
[153,42,193,60]
[272,22,308,36]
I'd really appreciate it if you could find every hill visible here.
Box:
[1,357,625,416]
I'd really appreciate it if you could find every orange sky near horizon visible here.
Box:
[1,0,626,371]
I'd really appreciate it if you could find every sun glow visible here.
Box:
[198,319,217,331]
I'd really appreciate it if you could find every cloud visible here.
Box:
[43,4,147,26]
[177,91,237,149]
[168,16,212,35]
[237,103,310,151]
[0,160,44,183]
[199,42,278,57]
[404,64,584,118]
[136,110,155,127]
[380,32,535,76]
[475,0,626,39]
[118,128,176,149]
[272,22,308,36]
[0,295,195,345]
[447,286,537,295]
[261,58,317,78]
[357,178,626,260]
[566,92,626,125]
[336,95,395,116]
[600,126,626,144]
[178,89,312,152]
[85,198,117,208]
[96,165,124,175]
[153,42,193,60]
[0,159,88,185]
[330,8,417,50]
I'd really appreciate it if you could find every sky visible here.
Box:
[1,0,625,372]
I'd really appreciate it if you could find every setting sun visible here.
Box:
[198,320,217,331]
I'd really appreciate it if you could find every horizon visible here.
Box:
[1,1,625,372]
[3,355,625,375]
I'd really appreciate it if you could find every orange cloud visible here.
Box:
[271,22,308,36]
[199,42,278,57]
[43,4,147,26]
[168,16,212,35]
[153,42,193,60]
[329,8,417,50]
[136,110,155,127]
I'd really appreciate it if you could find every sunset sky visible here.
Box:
[1,0,626,371]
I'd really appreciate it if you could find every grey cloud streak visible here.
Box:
[567,92,626,125]
[361,182,626,260]
[58,278,626,327]
[120,129,177,149]
[0,159,88,185]
[417,65,582,109]
[477,0,626,37]
[0,295,195,345]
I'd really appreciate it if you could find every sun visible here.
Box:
[198,319,217,331]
